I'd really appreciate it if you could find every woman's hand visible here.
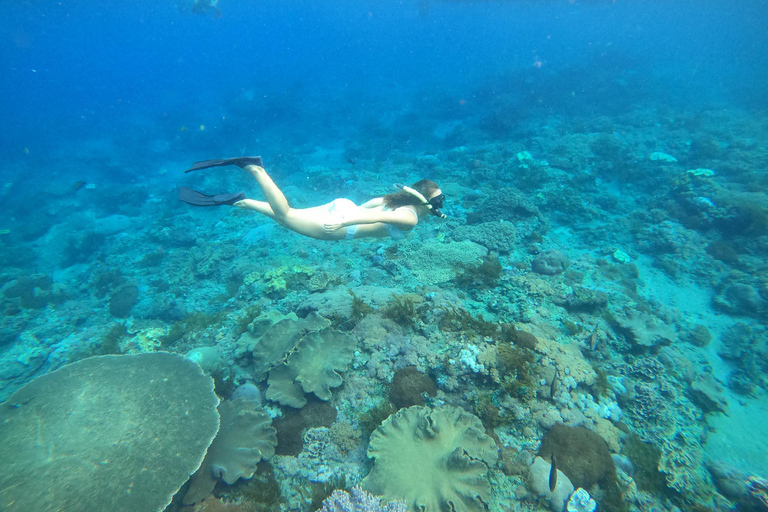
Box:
[323,222,344,233]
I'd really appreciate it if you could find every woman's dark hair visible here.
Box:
[383,179,440,209]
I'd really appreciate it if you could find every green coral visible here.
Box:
[266,327,355,408]
[307,475,347,511]
[562,319,582,335]
[160,311,226,347]
[0,353,220,512]
[363,405,498,512]
[99,323,127,355]
[265,276,287,296]
[261,265,316,297]
[438,306,499,338]
[382,294,417,327]
[237,312,330,380]
[623,433,668,496]
[454,253,502,289]
[497,344,536,400]
[350,290,372,323]
[592,367,610,398]
[473,391,505,429]
[214,464,282,510]
[358,401,398,440]
[236,305,263,334]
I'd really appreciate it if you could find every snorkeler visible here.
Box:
[179,157,446,241]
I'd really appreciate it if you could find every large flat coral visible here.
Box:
[363,405,498,512]
[184,398,277,505]
[266,327,355,408]
[0,353,220,512]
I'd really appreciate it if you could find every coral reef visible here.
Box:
[109,283,139,318]
[745,476,768,511]
[532,250,570,276]
[404,239,487,285]
[567,488,597,512]
[266,327,355,408]
[389,366,437,409]
[688,373,728,413]
[184,398,277,505]
[363,405,498,512]
[529,455,574,512]
[468,187,545,226]
[236,311,331,380]
[0,353,219,512]
[454,253,503,289]
[319,486,408,512]
[6,44,768,512]
[186,346,224,376]
[298,286,399,325]
[273,398,338,456]
[382,294,419,327]
[453,221,518,254]
[607,305,678,349]
[538,424,624,511]
[2,274,58,309]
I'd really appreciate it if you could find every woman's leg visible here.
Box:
[242,164,290,220]
[237,163,345,240]
[234,199,277,219]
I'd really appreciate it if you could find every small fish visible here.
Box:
[589,324,600,350]
[347,158,356,165]
[549,454,558,492]
[69,181,87,193]
[550,368,559,399]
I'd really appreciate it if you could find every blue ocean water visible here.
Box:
[1,1,767,511]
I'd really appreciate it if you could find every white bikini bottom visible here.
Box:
[323,198,360,239]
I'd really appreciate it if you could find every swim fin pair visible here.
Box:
[178,187,245,207]
[184,156,263,173]
[179,156,263,206]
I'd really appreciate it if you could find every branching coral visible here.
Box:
[319,486,408,512]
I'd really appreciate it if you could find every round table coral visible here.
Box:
[0,352,220,512]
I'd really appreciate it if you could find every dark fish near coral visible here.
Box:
[588,323,600,350]
[549,454,558,492]
[550,368,559,399]
[347,158,356,165]
[70,180,87,193]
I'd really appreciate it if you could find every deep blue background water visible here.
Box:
[1,0,767,181]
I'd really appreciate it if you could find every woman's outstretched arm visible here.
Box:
[323,207,417,234]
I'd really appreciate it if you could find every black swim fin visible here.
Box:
[179,187,246,206]
[184,156,263,173]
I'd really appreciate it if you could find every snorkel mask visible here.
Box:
[394,183,447,219]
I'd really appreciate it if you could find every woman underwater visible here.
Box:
[179,156,446,240]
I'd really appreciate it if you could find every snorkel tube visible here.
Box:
[393,183,447,219]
